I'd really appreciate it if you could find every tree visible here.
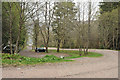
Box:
[52,2,76,52]
[99,2,119,14]
[99,2,120,50]
[2,2,14,54]
[2,2,39,54]
[14,2,26,53]
[37,2,54,53]
[86,1,92,55]
[74,2,82,56]
[118,3,120,50]
[14,2,43,53]
[0,2,1,52]
[98,8,118,49]
[33,19,39,50]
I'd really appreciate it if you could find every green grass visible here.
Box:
[0,53,2,65]
[48,50,103,59]
[2,49,103,67]
[2,53,73,67]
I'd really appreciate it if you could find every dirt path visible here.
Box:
[2,49,118,78]
[19,50,70,58]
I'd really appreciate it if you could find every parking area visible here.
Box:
[19,50,70,58]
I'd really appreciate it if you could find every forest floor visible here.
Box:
[2,48,118,78]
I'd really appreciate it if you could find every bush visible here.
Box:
[2,54,20,59]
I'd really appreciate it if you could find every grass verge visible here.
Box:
[2,49,103,67]
[48,49,103,59]
[2,53,73,67]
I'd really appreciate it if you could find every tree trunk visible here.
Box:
[45,2,51,53]
[57,40,61,52]
[86,47,88,55]
[79,46,82,56]
[9,3,13,54]
[113,30,115,49]
[86,1,91,54]
[84,47,87,56]
[44,2,49,53]
[116,27,118,49]
[15,25,21,53]
[15,3,25,53]
[15,16,23,53]
[45,45,48,53]
[15,35,20,53]
[35,32,38,50]
[10,25,13,54]
[118,4,120,50]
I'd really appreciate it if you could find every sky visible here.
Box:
[74,0,102,2]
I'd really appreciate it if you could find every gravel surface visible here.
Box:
[19,50,70,58]
[2,48,118,78]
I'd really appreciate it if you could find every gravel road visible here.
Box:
[2,49,118,78]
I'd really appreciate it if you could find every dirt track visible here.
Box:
[2,48,118,78]
[19,50,70,58]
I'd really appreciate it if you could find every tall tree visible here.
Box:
[0,2,2,52]
[33,19,39,51]
[99,2,119,14]
[38,2,54,53]
[52,2,76,52]
[2,2,14,54]
[86,1,91,55]
[98,2,119,49]
[14,2,42,53]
